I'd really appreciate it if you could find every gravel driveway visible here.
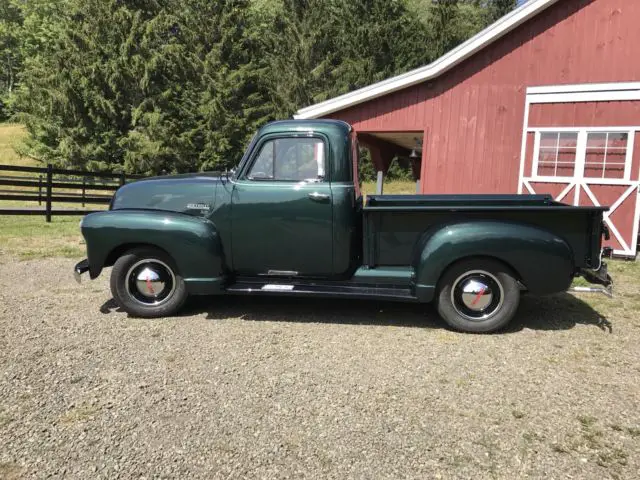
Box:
[1,257,638,479]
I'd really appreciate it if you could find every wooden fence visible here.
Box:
[0,164,145,222]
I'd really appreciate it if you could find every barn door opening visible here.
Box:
[356,131,424,195]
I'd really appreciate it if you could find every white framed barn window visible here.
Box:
[584,132,628,180]
[537,131,579,177]
[531,128,635,182]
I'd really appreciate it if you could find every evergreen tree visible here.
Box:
[260,0,340,118]
[197,1,274,171]
[456,1,490,41]
[11,0,506,172]
[15,0,271,173]
[262,0,431,117]
[486,0,517,23]
[428,0,462,58]
[334,0,431,93]
[0,0,23,120]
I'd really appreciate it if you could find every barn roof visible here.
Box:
[294,0,560,120]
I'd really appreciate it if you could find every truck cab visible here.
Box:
[224,120,360,278]
[75,120,612,333]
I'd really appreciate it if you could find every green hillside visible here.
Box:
[0,124,30,167]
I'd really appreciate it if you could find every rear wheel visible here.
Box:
[436,259,520,333]
[110,247,187,318]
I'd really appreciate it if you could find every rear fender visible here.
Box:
[412,221,574,302]
[81,210,227,294]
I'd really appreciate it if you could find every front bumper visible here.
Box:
[74,259,90,283]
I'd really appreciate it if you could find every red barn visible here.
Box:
[295,0,640,257]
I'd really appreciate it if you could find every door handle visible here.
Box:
[308,192,330,202]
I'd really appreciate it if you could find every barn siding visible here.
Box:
[632,135,640,182]
[326,0,640,194]
[523,132,536,179]
[529,102,640,127]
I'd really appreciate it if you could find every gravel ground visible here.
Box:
[1,257,639,479]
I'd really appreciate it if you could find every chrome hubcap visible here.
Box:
[126,260,176,306]
[135,267,167,298]
[451,270,504,321]
[460,279,494,311]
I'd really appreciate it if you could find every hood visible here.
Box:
[111,172,224,217]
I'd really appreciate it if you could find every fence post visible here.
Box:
[38,175,43,205]
[45,164,53,223]
[120,173,126,186]
[82,177,86,207]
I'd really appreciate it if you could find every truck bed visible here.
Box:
[363,194,608,270]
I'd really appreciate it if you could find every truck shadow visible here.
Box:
[508,293,612,333]
[162,292,611,333]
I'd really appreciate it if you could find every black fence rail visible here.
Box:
[0,164,145,221]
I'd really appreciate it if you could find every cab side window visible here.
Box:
[247,137,326,182]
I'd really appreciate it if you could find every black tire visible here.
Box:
[436,258,520,333]
[110,247,187,318]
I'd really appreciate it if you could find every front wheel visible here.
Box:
[436,259,520,333]
[110,247,188,318]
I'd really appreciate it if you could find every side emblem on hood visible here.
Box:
[187,203,211,211]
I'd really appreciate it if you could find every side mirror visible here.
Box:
[224,167,236,181]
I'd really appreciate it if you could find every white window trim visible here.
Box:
[527,91,640,104]
[527,82,640,94]
[527,126,640,133]
[530,128,635,183]
[626,132,636,181]
[532,130,580,179]
[526,82,640,104]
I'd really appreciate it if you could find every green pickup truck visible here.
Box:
[74,120,612,333]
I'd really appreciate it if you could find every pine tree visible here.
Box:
[429,0,462,58]
[486,0,518,23]
[15,0,272,173]
[259,0,341,118]
[11,0,511,173]
[0,0,23,120]
[261,0,431,117]
[197,0,274,171]
[334,0,431,93]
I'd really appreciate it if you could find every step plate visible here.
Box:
[261,284,295,292]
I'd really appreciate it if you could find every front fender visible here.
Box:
[413,221,574,302]
[81,210,227,294]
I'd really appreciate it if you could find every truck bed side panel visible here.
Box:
[364,207,605,270]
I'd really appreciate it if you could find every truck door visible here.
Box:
[230,135,333,277]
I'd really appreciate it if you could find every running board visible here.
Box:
[225,280,417,302]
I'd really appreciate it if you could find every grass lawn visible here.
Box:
[0,124,85,259]
[0,215,84,260]
[362,180,417,196]
[0,123,101,259]
[0,123,28,167]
